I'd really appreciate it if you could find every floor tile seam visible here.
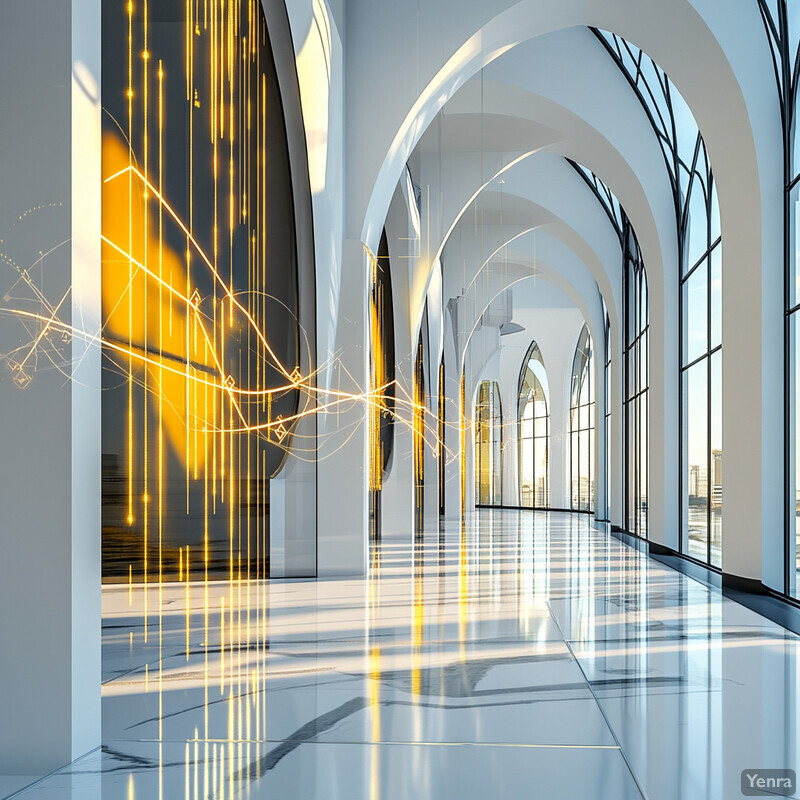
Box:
[0,746,107,800]
[544,599,650,800]
[100,737,622,750]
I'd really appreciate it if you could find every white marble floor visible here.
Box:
[7,510,800,799]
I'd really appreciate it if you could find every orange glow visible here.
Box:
[102,132,215,470]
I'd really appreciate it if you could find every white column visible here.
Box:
[381,350,415,539]
[0,0,101,775]
[316,239,369,575]
[379,187,417,539]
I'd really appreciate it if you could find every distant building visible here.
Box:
[711,449,722,508]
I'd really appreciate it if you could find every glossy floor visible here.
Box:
[8,510,800,799]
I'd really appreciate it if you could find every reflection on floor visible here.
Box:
[8,510,800,799]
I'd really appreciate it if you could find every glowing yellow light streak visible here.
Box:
[104,164,295,381]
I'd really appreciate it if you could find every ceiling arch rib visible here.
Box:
[404,29,675,340]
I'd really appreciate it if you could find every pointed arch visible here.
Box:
[570,324,595,512]
[518,341,550,508]
[475,380,503,506]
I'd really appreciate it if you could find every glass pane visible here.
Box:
[534,438,548,507]
[628,263,637,342]
[793,192,800,308]
[794,316,800,597]
[571,432,580,508]
[793,86,800,186]
[588,427,594,512]
[709,352,722,569]
[627,404,636,531]
[684,361,708,561]
[683,259,708,365]
[580,430,591,511]
[710,243,722,349]
[790,1,800,62]
[520,436,533,508]
[710,184,720,243]
[639,329,648,394]
[522,418,533,439]
[686,174,709,272]
[520,396,532,422]
[640,269,648,333]
[672,84,699,169]
[639,391,648,538]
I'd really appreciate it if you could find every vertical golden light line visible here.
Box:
[195,731,203,800]
[185,0,190,99]
[369,644,381,800]
[262,449,266,580]
[212,0,219,514]
[193,349,198,480]
[261,72,265,418]
[411,539,423,700]
[459,516,467,660]
[219,0,225,141]
[228,37,235,329]
[367,247,382,505]
[439,360,445,506]
[142,0,150,641]
[238,358,244,587]
[157,56,165,778]
[219,0,227,493]
[204,338,210,581]
[367,528,382,800]
[255,431,260,580]
[229,389,235,586]
[459,372,467,657]
[185,546,191,661]
[211,745,217,800]
[246,97,252,583]
[210,0,216,143]
[186,0,194,509]
[126,0,135,534]
[184,742,190,800]
[460,371,466,517]
[194,732,200,800]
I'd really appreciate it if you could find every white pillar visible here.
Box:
[0,0,101,775]
[316,239,369,575]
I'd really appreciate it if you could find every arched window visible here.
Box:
[100,0,309,581]
[518,342,549,508]
[570,325,595,512]
[624,238,649,537]
[594,30,721,566]
[475,381,502,506]
[680,141,721,567]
